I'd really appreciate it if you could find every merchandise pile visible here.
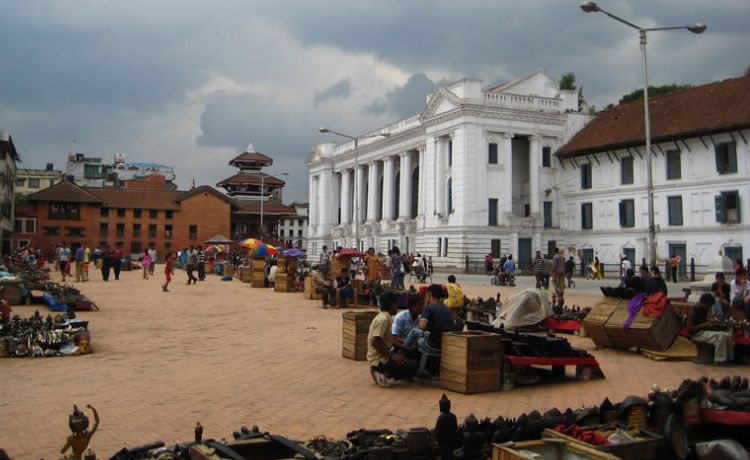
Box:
[465,321,593,359]
[94,377,748,459]
[0,309,92,358]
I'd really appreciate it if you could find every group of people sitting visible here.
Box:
[620,265,669,296]
[367,284,463,387]
[686,270,750,365]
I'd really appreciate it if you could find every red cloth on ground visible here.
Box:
[642,292,669,318]
[555,424,609,445]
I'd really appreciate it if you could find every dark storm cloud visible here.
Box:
[366,73,436,117]
[1,0,748,203]
[314,79,353,107]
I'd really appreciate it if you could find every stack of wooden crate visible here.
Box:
[224,264,235,277]
[237,266,252,283]
[342,311,377,360]
[274,256,296,292]
[440,331,502,394]
[250,257,266,288]
[582,297,622,348]
[304,276,323,300]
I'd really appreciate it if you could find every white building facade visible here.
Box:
[307,69,587,269]
[278,202,309,250]
[555,72,750,272]
[308,69,750,271]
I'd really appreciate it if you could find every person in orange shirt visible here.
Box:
[162,252,175,292]
[364,247,382,283]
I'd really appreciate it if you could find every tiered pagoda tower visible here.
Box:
[218,143,294,240]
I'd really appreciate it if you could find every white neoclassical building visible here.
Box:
[307,69,750,271]
[307,69,588,269]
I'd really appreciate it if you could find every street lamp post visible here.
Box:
[580,1,705,266]
[259,171,289,239]
[319,128,391,250]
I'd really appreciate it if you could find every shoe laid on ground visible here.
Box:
[369,368,391,388]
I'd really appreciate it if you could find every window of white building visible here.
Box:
[447,177,453,214]
[488,143,498,164]
[542,147,551,167]
[581,163,592,189]
[666,150,681,180]
[621,157,634,185]
[543,201,553,228]
[716,191,740,223]
[488,198,498,226]
[581,203,593,230]
[28,178,40,188]
[715,141,737,174]
[668,196,683,226]
[619,199,635,228]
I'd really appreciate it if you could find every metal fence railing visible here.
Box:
[463,256,712,282]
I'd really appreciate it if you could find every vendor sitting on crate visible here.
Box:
[416,284,457,376]
[368,292,419,387]
[687,293,735,365]
[335,268,355,308]
[311,265,335,308]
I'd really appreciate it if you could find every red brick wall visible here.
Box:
[16,191,232,259]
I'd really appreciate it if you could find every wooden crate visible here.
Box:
[1,281,24,305]
[304,277,323,300]
[623,304,680,351]
[604,306,632,351]
[330,256,350,278]
[492,439,620,460]
[250,271,266,288]
[342,311,377,361]
[543,428,660,460]
[582,297,623,348]
[274,272,295,292]
[440,331,502,394]
[224,264,235,277]
[441,331,503,370]
[238,266,252,283]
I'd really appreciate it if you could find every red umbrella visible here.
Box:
[336,248,365,258]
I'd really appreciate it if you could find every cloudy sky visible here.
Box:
[1,0,748,201]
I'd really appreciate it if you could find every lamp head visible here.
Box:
[580,1,599,13]
[687,23,707,34]
[318,127,329,133]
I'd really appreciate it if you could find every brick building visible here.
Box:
[19,180,238,258]
[0,132,19,255]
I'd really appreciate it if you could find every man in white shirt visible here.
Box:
[620,255,632,278]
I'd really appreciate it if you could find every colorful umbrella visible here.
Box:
[205,244,223,253]
[239,238,262,248]
[283,248,305,257]
[251,243,277,257]
[336,248,365,258]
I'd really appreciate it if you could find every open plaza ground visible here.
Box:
[0,268,741,459]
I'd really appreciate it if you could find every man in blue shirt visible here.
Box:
[503,255,516,285]
[74,245,85,282]
[392,294,424,349]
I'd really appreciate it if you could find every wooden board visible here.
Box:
[342,311,377,361]
[582,297,623,348]
[440,368,500,394]
[543,428,660,460]
[250,272,266,288]
[441,332,502,371]
[624,304,680,351]
[604,306,632,351]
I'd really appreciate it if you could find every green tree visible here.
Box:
[619,84,692,104]
[560,72,577,90]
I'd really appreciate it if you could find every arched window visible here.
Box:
[411,167,419,218]
[447,177,453,214]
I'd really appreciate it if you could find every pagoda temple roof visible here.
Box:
[216,172,286,188]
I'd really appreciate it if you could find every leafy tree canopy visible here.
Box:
[560,72,576,90]
[619,84,692,104]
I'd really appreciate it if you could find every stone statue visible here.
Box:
[434,394,458,460]
[61,405,99,459]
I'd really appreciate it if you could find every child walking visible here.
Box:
[142,249,152,280]
[162,252,174,292]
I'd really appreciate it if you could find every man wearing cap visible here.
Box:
[367,292,418,387]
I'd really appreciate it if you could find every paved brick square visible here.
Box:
[0,268,741,458]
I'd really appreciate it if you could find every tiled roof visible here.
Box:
[557,72,750,158]
[26,180,102,204]
[233,199,296,215]
[175,185,241,208]
[88,188,182,210]
[229,151,273,166]
[216,172,286,187]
